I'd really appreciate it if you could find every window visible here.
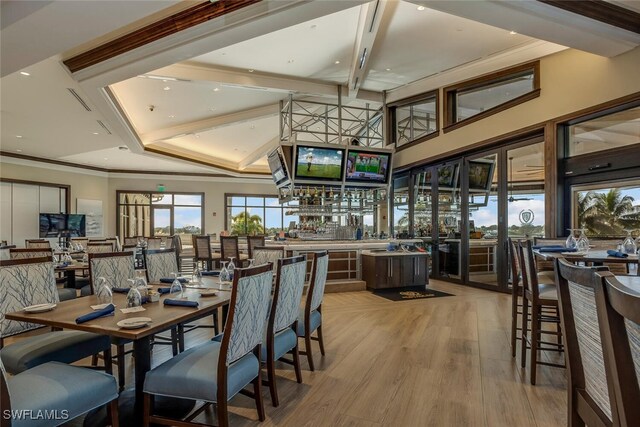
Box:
[573,180,640,237]
[117,191,203,238]
[567,105,640,157]
[225,194,293,236]
[391,92,438,149]
[444,62,540,131]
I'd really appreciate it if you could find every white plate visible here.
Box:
[199,289,218,297]
[117,317,152,329]
[24,303,56,313]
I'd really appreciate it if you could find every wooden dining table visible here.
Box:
[533,249,639,275]
[54,261,89,288]
[5,278,231,424]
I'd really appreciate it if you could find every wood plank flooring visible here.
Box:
[10,280,568,426]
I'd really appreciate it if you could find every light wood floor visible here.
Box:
[14,280,569,426]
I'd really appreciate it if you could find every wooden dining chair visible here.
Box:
[87,242,115,254]
[0,257,111,377]
[595,272,640,427]
[143,264,274,427]
[1,356,120,427]
[70,237,89,248]
[519,240,564,385]
[124,237,138,246]
[247,235,266,259]
[9,248,53,259]
[193,235,220,271]
[220,235,248,266]
[555,258,615,427]
[263,255,307,406]
[25,239,50,249]
[146,237,162,249]
[298,251,329,371]
[508,238,555,358]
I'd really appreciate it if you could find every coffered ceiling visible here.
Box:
[1,0,639,178]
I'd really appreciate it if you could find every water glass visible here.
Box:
[622,230,636,254]
[96,277,113,305]
[219,261,230,290]
[576,229,590,253]
[169,272,183,298]
[126,279,142,308]
[565,229,578,250]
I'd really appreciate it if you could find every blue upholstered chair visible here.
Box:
[253,246,284,276]
[0,257,111,376]
[297,251,329,371]
[0,356,119,427]
[143,264,274,427]
[263,255,307,407]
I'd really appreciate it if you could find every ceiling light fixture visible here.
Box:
[169,115,176,118]
[15,135,22,138]
[335,60,340,64]
[92,132,99,135]
[385,68,392,71]
[417,5,426,11]
[16,149,22,152]
[163,86,171,91]
[287,59,294,63]
[19,71,30,76]
[137,74,179,81]
[103,157,108,161]
[213,87,220,92]
[510,30,518,35]
[248,69,254,73]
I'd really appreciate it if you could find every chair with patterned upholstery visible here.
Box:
[253,246,284,276]
[220,235,248,266]
[1,355,120,427]
[297,251,329,371]
[87,242,115,254]
[25,239,50,249]
[143,248,180,283]
[263,255,306,407]
[595,272,640,427]
[124,237,138,246]
[0,257,111,377]
[555,258,615,426]
[146,237,162,249]
[193,235,220,271]
[105,237,120,252]
[9,248,53,260]
[247,235,266,260]
[0,246,15,261]
[143,264,274,427]
[87,251,136,390]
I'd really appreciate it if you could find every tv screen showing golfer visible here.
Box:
[345,150,390,183]
[294,146,345,181]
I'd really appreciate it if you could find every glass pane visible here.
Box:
[119,193,150,205]
[437,162,461,280]
[243,207,265,236]
[568,106,640,157]
[153,209,171,236]
[393,175,410,236]
[456,70,534,122]
[414,170,433,237]
[265,208,282,236]
[174,206,202,235]
[229,196,245,206]
[507,143,545,240]
[467,154,499,287]
[229,207,247,235]
[246,197,264,207]
[151,194,172,205]
[574,181,640,237]
[121,205,151,237]
[395,106,411,146]
[174,194,202,206]
[411,98,437,140]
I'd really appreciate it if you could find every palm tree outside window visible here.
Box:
[575,185,640,237]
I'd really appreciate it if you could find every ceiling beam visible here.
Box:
[237,136,280,170]
[152,62,383,102]
[141,103,279,143]
[347,0,391,97]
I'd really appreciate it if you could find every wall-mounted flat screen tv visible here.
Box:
[468,160,495,191]
[267,147,290,187]
[294,145,345,182]
[39,214,86,237]
[345,149,391,184]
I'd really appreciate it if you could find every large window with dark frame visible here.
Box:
[443,62,540,131]
[225,195,297,236]
[391,92,438,149]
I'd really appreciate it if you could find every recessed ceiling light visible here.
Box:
[250,124,255,129]
[169,115,176,118]
[287,59,294,63]
[103,157,108,161]
[92,132,99,135]
[208,107,216,111]
[163,86,171,91]
[310,24,317,29]
[19,71,30,76]
[417,5,426,11]
[385,68,392,71]
[510,30,518,35]
[213,87,220,92]
[194,134,200,138]
[15,135,22,138]
[248,69,254,73]
[16,149,22,152]
[335,60,340,64]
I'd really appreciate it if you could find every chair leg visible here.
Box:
[510,288,519,358]
[116,344,126,392]
[178,324,185,353]
[170,327,178,356]
[104,348,113,375]
[304,334,315,371]
[92,354,99,366]
[216,399,229,427]
[143,393,152,427]
[267,352,279,407]
[292,343,303,384]
[254,369,266,421]
[316,325,325,356]
[521,296,529,369]
[213,310,219,336]
[108,398,120,427]
[530,304,539,385]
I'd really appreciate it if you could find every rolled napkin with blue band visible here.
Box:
[76,303,115,324]
[111,287,130,293]
[157,287,173,294]
[607,250,628,258]
[159,277,189,284]
[532,245,565,250]
[538,247,577,253]
[164,299,198,308]
[201,271,220,276]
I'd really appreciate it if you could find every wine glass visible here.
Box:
[125,279,142,308]
[193,265,202,283]
[219,261,230,290]
[622,230,636,254]
[565,229,578,250]
[247,258,255,268]
[96,277,113,306]
[576,229,590,253]
[169,272,183,298]
[228,257,236,274]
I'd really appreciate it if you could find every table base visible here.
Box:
[83,389,195,427]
